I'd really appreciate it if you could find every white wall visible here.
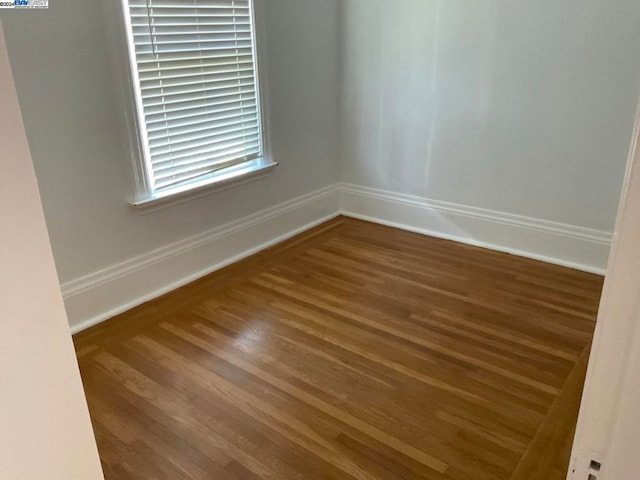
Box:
[2,0,639,329]
[569,103,640,480]
[340,0,640,232]
[0,0,340,328]
[0,20,103,480]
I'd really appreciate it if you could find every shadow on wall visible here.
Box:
[340,0,640,233]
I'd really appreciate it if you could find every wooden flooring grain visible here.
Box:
[74,216,603,479]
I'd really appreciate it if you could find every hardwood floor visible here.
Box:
[74,216,603,480]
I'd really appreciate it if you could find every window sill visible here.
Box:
[131,159,278,213]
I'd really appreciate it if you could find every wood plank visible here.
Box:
[74,216,601,479]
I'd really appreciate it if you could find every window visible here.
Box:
[121,0,273,205]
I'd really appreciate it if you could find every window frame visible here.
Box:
[116,0,276,209]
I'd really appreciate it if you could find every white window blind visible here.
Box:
[123,0,264,194]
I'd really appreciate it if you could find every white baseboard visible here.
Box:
[64,184,340,334]
[65,182,612,333]
[339,183,612,275]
